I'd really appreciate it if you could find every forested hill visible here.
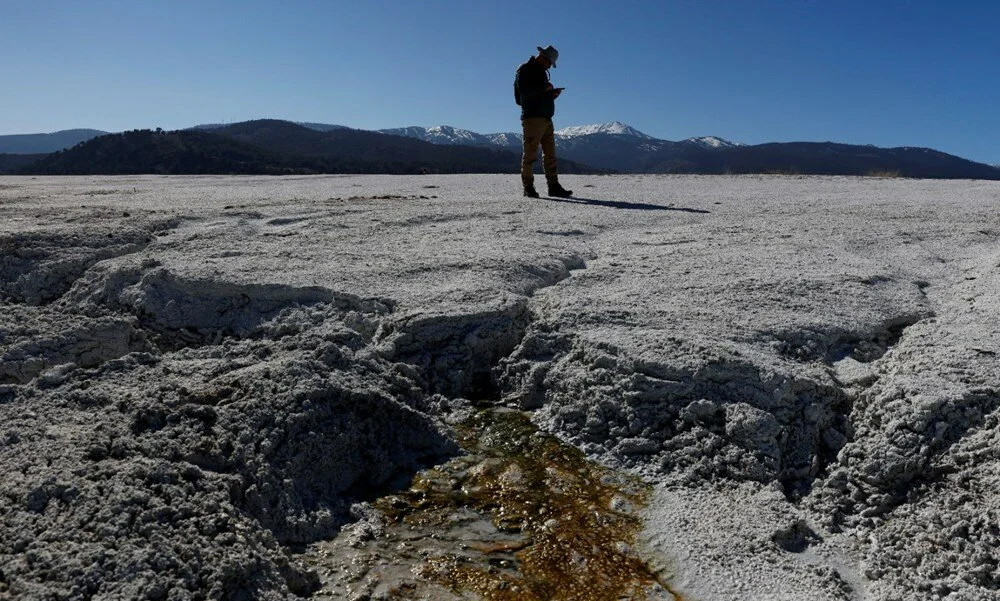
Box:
[17,122,603,175]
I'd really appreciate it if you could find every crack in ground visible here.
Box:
[289,254,693,600]
[0,246,605,600]
[378,254,586,399]
[0,219,180,306]
[767,311,932,365]
[498,333,860,502]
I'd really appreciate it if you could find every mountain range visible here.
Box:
[2,120,998,180]
[378,121,742,153]
[14,121,600,176]
[371,121,999,179]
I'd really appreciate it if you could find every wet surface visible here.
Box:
[301,408,678,600]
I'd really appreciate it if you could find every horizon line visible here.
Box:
[1,119,997,166]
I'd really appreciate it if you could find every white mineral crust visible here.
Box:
[1,174,997,600]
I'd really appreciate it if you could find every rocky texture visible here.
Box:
[639,483,865,601]
[0,303,150,384]
[0,299,458,599]
[0,220,172,305]
[1,174,999,600]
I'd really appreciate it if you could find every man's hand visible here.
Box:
[553,87,564,98]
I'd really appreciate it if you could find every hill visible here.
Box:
[684,142,1000,179]
[0,129,107,154]
[190,121,349,132]
[18,120,595,175]
[16,122,604,176]
[19,129,319,175]
[0,153,48,174]
[209,120,599,174]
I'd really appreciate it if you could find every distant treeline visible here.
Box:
[0,153,47,174]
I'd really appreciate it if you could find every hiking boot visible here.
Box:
[547,182,573,198]
[523,185,540,198]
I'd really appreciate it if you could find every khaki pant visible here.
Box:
[521,117,558,188]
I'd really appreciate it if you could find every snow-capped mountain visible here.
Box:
[380,121,740,148]
[684,136,743,149]
[378,125,493,146]
[379,126,521,152]
[379,121,664,147]
[484,132,524,147]
[374,121,748,172]
[554,121,657,139]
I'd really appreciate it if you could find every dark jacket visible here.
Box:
[514,56,555,119]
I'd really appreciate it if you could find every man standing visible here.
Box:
[514,45,573,198]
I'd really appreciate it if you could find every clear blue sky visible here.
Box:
[2,0,997,164]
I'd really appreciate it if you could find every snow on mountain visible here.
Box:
[555,121,655,139]
[485,132,523,146]
[374,122,745,153]
[378,126,428,139]
[684,136,742,149]
[379,125,492,146]
[425,125,483,143]
[370,122,755,170]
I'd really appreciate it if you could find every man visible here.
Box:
[514,45,573,198]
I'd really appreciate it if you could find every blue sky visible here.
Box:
[2,0,997,164]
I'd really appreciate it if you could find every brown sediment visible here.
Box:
[374,409,681,601]
[465,539,533,554]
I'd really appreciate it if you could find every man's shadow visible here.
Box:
[542,195,710,213]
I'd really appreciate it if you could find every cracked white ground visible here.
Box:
[1,174,998,601]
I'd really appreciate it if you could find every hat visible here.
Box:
[537,45,559,68]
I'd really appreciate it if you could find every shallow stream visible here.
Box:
[301,408,680,600]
